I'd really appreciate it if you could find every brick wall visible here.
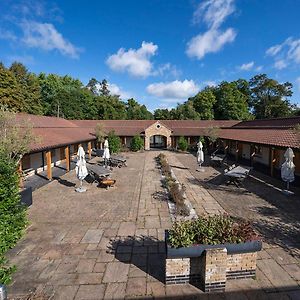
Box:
[166,249,258,292]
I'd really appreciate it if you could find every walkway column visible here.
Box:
[235,141,239,162]
[270,148,275,177]
[88,141,92,160]
[46,150,52,180]
[18,159,23,188]
[65,146,70,172]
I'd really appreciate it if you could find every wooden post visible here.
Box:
[88,141,92,160]
[187,136,191,146]
[65,146,70,172]
[235,141,239,162]
[46,150,52,180]
[270,148,275,177]
[124,137,127,146]
[18,159,23,188]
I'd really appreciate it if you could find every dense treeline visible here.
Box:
[0,62,153,120]
[154,77,299,120]
[0,61,299,120]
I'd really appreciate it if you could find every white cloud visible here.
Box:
[193,0,235,29]
[296,77,300,92]
[187,28,236,60]
[21,21,81,58]
[187,0,236,60]
[156,63,181,78]
[108,83,131,99]
[239,61,254,71]
[266,37,300,69]
[203,80,217,87]
[106,41,158,77]
[146,80,199,99]
[0,29,17,41]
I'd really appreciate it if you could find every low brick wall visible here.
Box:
[166,248,258,292]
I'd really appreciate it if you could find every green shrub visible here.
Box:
[130,135,144,152]
[0,157,27,284]
[168,215,259,248]
[108,131,121,154]
[178,136,188,151]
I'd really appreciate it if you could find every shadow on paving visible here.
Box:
[108,235,166,283]
[176,153,300,257]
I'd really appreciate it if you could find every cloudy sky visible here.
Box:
[1,0,300,111]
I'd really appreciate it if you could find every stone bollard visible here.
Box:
[200,248,227,292]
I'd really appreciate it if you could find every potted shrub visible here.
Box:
[165,215,262,290]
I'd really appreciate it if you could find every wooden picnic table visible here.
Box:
[210,154,226,167]
[224,166,251,187]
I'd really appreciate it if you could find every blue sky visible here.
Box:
[0,0,300,111]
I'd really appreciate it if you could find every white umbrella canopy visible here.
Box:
[281,147,295,183]
[76,146,88,182]
[197,141,204,165]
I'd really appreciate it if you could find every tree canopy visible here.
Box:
[0,61,298,121]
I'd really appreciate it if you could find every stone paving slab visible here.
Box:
[6,151,300,299]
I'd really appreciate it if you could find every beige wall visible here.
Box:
[144,121,172,150]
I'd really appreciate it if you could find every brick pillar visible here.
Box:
[144,136,150,150]
[201,248,227,292]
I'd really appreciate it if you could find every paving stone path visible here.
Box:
[6,151,300,299]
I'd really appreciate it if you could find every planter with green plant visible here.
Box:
[165,215,262,291]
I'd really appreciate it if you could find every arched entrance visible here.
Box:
[150,135,167,148]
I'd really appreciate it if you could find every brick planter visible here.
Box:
[165,231,262,292]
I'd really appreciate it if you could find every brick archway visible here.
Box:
[144,121,172,150]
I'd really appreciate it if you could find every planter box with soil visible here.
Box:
[165,215,262,292]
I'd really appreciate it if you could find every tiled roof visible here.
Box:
[232,116,300,128]
[219,128,300,148]
[15,114,300,152]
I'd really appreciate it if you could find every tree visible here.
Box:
[99,79,110,96]
[108,130,121,154]
[249,74,294,119]
[0,107,33,283]
[9,62,43,115]
[178,136,188,151]
[86,78,99,95]
[0,64,24,112]
[95,123,106,149]
[0,106,35,162]
[172,100,200,120]
[214,81,251,120]
[190,87,216,120]
[130,135,144,151]
[154,109,171,120]
[126,98,153,120]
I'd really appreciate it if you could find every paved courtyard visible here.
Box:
[7,151,300,299]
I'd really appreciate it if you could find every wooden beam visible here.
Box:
[18,159,23,188]
[235,141,239,162]
[88,142,92,160]
[46,150,52,180]
[65,146,70,172]
[270,148,274,177]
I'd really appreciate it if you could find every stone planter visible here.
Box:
[165,230,262,292]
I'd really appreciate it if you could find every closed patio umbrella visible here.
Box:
[102,138,110,168]
[196,140,205,172]
[75,145,88,192]
[281,147,295,195]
